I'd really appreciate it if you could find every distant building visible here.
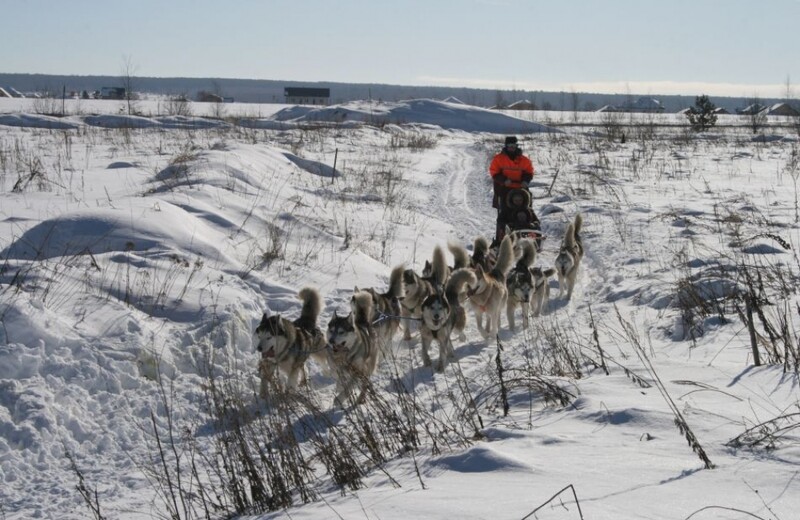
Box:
[712,107,729,115]
[601,98,663,113]
[763,102,800,117]
[196,91,224,103]
[284,87,330,105]
[625,97,665,113]
[737,103,766,115]
[0,87,10,98]
[443,96,466,104]
[507,99,536,110]
[99,87,126,100]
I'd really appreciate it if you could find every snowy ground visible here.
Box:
[0,98,799,519]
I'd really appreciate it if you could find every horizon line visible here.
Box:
[0,71,794,101]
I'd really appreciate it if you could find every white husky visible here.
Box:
[554,213,584,299]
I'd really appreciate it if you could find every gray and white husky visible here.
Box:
[327,292,378,407]
[400,245,448,340]
[530,266,556,317]
[254,287,329,397]
[353,264,404,358]
[419,268,477,372]
[554,213,584,300]
[468,236,515,339]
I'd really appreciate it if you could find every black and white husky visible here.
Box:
[400,245,448,340]
[254,287,329,397]
[506,239,538,330]
[554,213,584,300]
[419,268,477,372]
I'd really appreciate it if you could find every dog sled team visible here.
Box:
[254,212,584,408]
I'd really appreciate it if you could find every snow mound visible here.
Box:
[1,203,229,261]
[433,443,532,473]
[0,113,80,129]
[271,99,556,133]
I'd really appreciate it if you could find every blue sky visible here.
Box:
[3,0,799,98]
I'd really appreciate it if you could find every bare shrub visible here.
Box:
[130,343,482,518]
[389,131,438,150]
[164,94,192,117]
[30,90,61,116]
[155,148,200,190]
[11,152,48,193]
[726,407,800,450]
[614,306,714,469]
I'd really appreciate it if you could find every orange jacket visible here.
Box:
[489,151,534,188]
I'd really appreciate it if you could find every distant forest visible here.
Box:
[0,72,791,113]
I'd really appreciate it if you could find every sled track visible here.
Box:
[428,142,495,241]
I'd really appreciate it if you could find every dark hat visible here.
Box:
[504,136,518,146]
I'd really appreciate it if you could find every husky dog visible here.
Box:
[505,239,538,330]
[530,266,557,317]
[400,245,448,340]
[327,292,378,407]
[419,268,478,372]
[468,235,515,339]
[554,213,584,299]
[353,264,404,358]
[255,287,329,397]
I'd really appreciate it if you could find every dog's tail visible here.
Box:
[573,213,583,243]
[562,222,577,251]
[448,241,471,270]
[430,245,448,288]
[515,239,537,270]
[490,235,515,281]
[445,268,477,305]
[384,264,405,299]
[573,213,583,237]
[297,287,323,326]
[351,291,374,329]
[472,236,489,265]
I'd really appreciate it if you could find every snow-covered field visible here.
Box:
[1,97,799,519]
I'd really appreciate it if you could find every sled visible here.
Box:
[496,187,546,249]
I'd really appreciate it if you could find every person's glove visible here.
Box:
[504,179,513,186]
[522,181,530,188]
